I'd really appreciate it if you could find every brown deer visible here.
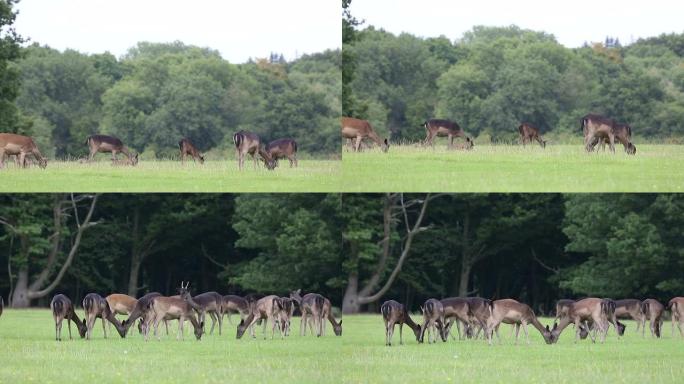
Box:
[105,294,138,335]
[145,295,204,341]
[277,297,296,336]
[82,293,126,339]
[380,300,421,346]
[670,297,684,338]
[233,130,269,170]
[290,290,342,337]
[340,117,389,153]
[121,292,162,336]
[423,119,473,149]
[178,283,224,335]
[221,295,251,325]
[581,114,620,153]
[236,295,284,339]
[50,294,87,341]
[592,122,636,154]
[440,297,472,340]
[464,297,493,339]
[641,299,665,338]
[0,133,48,169]
[262,138,298,169]
[485,299,553,345]
[85,134,138,165]
[550,298,624,343]
[554,299,575,322]
[178,138,204,164]
[518,123,546,148]
[419,298,447,344]
[614,299,645,334]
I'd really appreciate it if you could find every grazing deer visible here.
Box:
[550,298,624,343]
[464,297,493,339]
[670,297,684,338]
[82,293,126,339]
[641,299,665,338]
[485,299,553,345]
[518,123,546,148]
[380,300,421,346]
[440,297,472,340]
[290,290,342,337]
[105,294,137,335]
[178,138,204,164]
[592,122,636,155]
[221,295,251,325]
[236,295,284,339]
[85,134,138,165]
[277,297,296,336]
[121,292,162,336]
[178,283,224,335]
[554,299,575,322]
[233,130,269,170]
[419,299,447,344]
[0,133,48,169]
[50,294,87,341]
[145,295,204,341]
[423,119,474,149]
[262,138,298,169]
[340,117,389,153]
[614,299,645,334]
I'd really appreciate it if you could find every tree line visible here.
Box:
[1,193,681,314]
[343,14,684,143]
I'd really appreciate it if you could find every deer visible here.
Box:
[277,297,296,336]
[290,290,342,337]
[641,299,665,338]
[145,294,204,341]
[0,133,48,169]
[82,293,126,339]
[178,283,224,335]
[669,297,683,338]
[340,117,389,153]
[550,298,625,343]
[591,122,636,154]
[518,123,546,148]
[233,130,270,170]
[422,119,474,150]
[554,299,575,323]
[485,299,553,345]
[380,300,421,346]
[104,294,138,335]
[440,297,473,340]
[614,299,645,334]
[85,134,138,165]
[178,138,205,164]
[121,292,162,336]
[419,298,447,344]
[262,138,298,169]
[221,295,251,325]
[236,295,284,339]
[464,297,493,339]
[50,294,87,341]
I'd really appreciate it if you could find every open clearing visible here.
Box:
[0,160,340,192]
[1,311,682,383]
[341,144,684,192]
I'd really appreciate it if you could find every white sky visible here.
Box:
[14,0,341,63]
[350,0,684,47]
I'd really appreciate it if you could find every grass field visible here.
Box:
[341,144,684,192]
[0,160,340,192]
[2,311,683,383]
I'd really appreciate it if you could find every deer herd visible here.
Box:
[340,113,638,155]
[382,296,684,346]
[0,132,298,170]
[42,284,341,342]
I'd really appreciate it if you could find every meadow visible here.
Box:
[341,144,684,192]
[0,159,341,192]
[2,311,683,383]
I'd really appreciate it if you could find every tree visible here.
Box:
[0,0,24,132]
[0,194,99,307]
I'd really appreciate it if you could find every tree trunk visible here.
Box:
[342,273,359,314]
[458,262,472,297]
[11,269,29,308]
[127,207,142,297]
[458,210,471,297]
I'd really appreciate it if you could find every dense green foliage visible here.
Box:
[345,25,684,143]
[1,194,682,313]
[0,0,23,133]
[14,43,341,158]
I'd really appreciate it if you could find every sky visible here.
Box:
[14,0,341,63]
[350,0,684,47]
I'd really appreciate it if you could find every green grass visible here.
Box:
[2,311,683,383]
[0,309,342,384]
[341,144,684,192]
[0,160,340,192]
[344,314,684,383]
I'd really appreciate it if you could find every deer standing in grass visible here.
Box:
[50,294,87,341]
[485,299,553,345]
[518,123,546,148]
[0,133,48,169]
[423,119,474,149]
[262,138,298,169]
[85,135,138,165]
[670,297,684,338]
[340,117,389,152]
[233,130,269,170]
[221,295,251,325]
[178,284,224,335]
[178,138,204,164]
[121,292,162,336]
[441,297,474,340]
[277,297,296,336]
[144,287,204,341]
[82,293,126,339]
[641,299,665,338]
[419,299,447,344]
[614,299,645,334]
[550,298,624,343]
[105,294,138,336]
[380,300,421,346]
[236,295,284,339]
[290,290,342,337]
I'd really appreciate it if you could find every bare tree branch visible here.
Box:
[531,247,559,274]
[201,243,227,269]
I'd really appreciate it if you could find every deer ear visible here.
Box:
[545,325,550,331]
[339,320,342,325]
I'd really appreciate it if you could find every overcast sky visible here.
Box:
[14,0,340,63]
[350,0,684,47]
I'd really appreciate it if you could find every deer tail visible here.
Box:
[426,300,434,315]
[381,302,390,320]
[52,299,63,316]
[293,140,298,153]
[83,296,93,313]
[641,301,650,316]
[233,132,242,149]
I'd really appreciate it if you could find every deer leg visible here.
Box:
[608,135,616,153]
[354,136,362,152]
[448,134,454,149]
[102,317,107,339]
[208,311,217,335]
[19,152,27,168]
[522,322,530,344]
[300,312,306,336]
[217,310,223,335]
